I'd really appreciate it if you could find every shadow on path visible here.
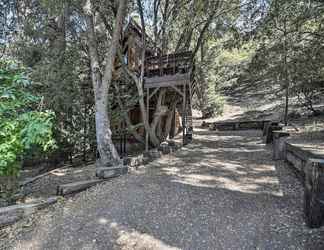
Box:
[10,128,324,250]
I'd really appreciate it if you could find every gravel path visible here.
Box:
[3,128,324,250]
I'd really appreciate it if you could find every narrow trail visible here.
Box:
[6,126,323,249]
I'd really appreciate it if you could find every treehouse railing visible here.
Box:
[144,51,193,78]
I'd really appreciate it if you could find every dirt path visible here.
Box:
[3,125,323,250]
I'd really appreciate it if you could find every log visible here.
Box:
[0,196,59,228]
[20,161,96,187]
[96,165,128,179]
[20,164,72,186]
[57,179,105,196]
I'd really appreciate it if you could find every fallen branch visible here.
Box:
[20,160,95,187]
[0,196,59,228]
[57,179,105,196]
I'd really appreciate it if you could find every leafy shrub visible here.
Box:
[0,60,55,176]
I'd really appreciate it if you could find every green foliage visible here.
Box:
[248,0,324,114]
[206,82,225,116]
[214,40,256,89]
[0,60,55,176]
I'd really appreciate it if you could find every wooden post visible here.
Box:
[145,87,149,151]
[272,131,290,160]
[304,159,324,228]
[182,83,186,145]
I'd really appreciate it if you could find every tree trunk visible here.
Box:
[163,102,176,140]
[136,0,163,147]
[283,19,289,126]
[84,0,127,167]
[150,89,166,145]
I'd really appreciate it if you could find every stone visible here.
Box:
[123,155,144,167]
[159,141,171,154]
[96,165,128,179]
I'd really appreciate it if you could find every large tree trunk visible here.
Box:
[163,102,177,140]
[149,89,167,145]
[135,0,163,148]
[84,0,127,167]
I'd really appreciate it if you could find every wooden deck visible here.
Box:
[144,51,193,89]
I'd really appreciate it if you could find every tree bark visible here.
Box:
[84,0,127,167]
[163,101,176,140]
[136,0,163,147]
[150,89,166,144]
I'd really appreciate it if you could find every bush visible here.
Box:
[202,84,225,119]
[0,60,55,177]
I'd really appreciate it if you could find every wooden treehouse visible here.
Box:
[144,51,195,147]
[113,19,195,154]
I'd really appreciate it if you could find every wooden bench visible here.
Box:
[285,142,324,228]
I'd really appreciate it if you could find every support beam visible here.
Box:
[145,80,189,89]
[149,87,160,100]
[170,85,184,97]
[182,83,186,145]
[145,87,149,151]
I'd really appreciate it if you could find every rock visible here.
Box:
[159,142,171,155]
[57,179,105,196]
[123,155,144,167]
[96,165,128,179]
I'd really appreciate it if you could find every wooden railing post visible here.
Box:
[304,158,324,228]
